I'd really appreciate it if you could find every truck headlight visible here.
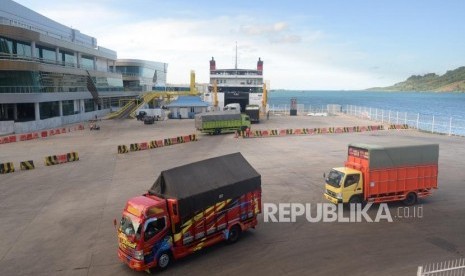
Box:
[134,250,144,261]
[336,193,343,199]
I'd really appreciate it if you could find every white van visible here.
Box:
[223,103,241,113]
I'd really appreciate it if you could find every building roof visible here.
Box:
[166,96,209,108]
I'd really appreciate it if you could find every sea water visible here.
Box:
[268,90,465,135]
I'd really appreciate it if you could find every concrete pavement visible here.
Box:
[0,114,464,275]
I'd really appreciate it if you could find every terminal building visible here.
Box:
[0,0,167,133]
[113,59,167,92]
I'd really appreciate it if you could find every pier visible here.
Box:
[1,115,464,275]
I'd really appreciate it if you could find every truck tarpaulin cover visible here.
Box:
[195,111,241,122]
[149,152,261,221]
[348,143,439,169]
[195,111,242,129]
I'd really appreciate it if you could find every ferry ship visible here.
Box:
[204,56,266,112]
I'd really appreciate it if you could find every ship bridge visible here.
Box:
[207,57,264,112]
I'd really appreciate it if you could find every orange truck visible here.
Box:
[116,153,262,272]
[324,143,439,205]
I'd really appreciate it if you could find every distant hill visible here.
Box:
[368,66,465,92]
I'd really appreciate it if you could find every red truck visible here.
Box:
[116,153,262,272]
[324,143,439,205]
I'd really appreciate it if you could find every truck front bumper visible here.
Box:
[324,193,342,204]
[118,249,148,271]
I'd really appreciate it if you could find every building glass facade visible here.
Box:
[39,101,60,119]
[0,0,168,132]
[113,60,168,92]
[62,100,75,116]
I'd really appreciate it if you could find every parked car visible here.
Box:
[144,116,155,124]
[136,111,147,121]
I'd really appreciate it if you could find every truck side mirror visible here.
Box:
[113,218,117,229]
[323,172,326,179]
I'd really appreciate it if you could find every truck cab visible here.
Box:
[223,103,241,113]
[116,153,262,272]
[117,195,174,271]
[324,143,439,205]
[324,167,363,204]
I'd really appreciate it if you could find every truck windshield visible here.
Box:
[120,214,141,241]
[326,170,344,188]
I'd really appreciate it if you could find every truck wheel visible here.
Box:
[241,126,247,131]
[349,195,362,204]
[227,225,241,244]
[214,129,221,135]
[403,192,417,206]
[157,251,171,270]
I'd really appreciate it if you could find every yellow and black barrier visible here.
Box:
[130,143,140,151]
[118,145,129,154]
[237,124,390,138]
[0,162,15,174]
[149,140,164,148]
[20,160,35,170]
[118,134,198,154]
[163,138,172,146]
[388,124,409,130]
[45,155,58,166]
[67,152,79,162]
[45,152,78,166]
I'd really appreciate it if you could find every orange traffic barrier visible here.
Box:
[239,125,389,139]
[56,154,68,164]
[120,134,197,154]
[139,142,149,150]
[45,152,79,166]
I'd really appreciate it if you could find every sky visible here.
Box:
[13,0,465,90]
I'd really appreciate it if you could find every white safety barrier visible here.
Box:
[417,259,465,276]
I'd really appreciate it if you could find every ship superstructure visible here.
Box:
[205,57,265,112]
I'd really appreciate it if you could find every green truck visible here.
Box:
[195,111,251,135]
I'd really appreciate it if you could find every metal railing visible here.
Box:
[267,104,465,136]
[269,104,329,115]
[417,259,465,276]
[344,105,465,136]
[0,85,124,93]
[0,53,116,73]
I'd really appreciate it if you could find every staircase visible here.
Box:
[105,92,163,120]
[105,100,137,120]
[128,93,161,119]
[86,70,100,105]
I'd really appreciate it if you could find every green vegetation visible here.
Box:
[368,66,465,92]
